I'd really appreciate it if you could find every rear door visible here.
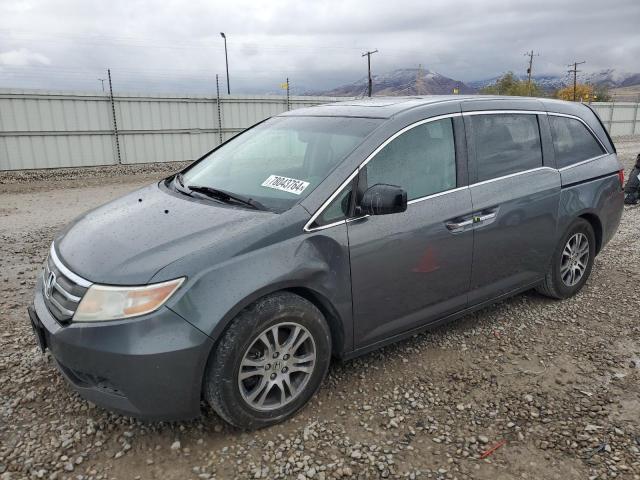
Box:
[347,115,474,349]
[464,109,561,304]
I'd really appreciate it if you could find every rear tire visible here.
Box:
[204,292,331,429]
[536,218,596,299]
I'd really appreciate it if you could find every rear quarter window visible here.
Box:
[548,115,605,168]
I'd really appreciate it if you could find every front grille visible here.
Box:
[42,246,91,323]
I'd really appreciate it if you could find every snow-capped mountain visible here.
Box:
[319,68,474,96]
[580,69,640,88]
[315,68,640,97]
[469,69,640,91]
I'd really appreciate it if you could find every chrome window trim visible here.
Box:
[50,243,92,288]
[303,109,609,234]
[407,186,469,205]
[469,167,557,188]
[462,109,547,116]
[304,219,348,233]
[557,153,610,171]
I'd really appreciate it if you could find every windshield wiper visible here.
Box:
[173,173,192,196]
[186,184,267,211]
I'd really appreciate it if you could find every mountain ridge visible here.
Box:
[315,67,640,97]
[468,69,640,91]
[314,67,474,97]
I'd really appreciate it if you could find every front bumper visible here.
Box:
[31,275,214,420]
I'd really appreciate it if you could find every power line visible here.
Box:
[0,64,311,78]
[361,50,378,97]
[0,30,371,53]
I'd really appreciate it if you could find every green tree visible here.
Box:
[480,71,541,97]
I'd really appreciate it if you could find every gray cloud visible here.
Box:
[0,0,639,93]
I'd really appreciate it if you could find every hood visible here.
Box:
[56,182,276,285]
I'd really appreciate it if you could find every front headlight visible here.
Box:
[72,278,185,322]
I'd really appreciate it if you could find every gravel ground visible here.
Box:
[1,138,639,480]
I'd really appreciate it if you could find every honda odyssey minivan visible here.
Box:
[29,96,624,429]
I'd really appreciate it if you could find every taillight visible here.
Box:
[618,169,625,188]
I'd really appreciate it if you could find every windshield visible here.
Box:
[180,116,382,212]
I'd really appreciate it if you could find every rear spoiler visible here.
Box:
[583,103,617,154]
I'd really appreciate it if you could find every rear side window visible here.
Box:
[364,118,457,200]
[549,115,605,168]
[470,114,543,182]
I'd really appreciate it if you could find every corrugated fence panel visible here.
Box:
[0,89,346,170]
[0,90,117,169]
[120,132,221,164]
[592,102,640,137]
[20,93,638,168]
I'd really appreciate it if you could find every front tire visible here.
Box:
[204,292,331,429]
[536,218,596,299]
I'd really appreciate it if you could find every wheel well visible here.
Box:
[286,287,345,357]
[579,213,603,254]
[200,286,346,403]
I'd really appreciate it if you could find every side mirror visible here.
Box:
[358,184,407,216]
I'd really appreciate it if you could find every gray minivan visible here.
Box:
[29,96,624,429]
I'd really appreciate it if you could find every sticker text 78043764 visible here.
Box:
[261,175,310,195]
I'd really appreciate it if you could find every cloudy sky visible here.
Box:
[0,0,639,94]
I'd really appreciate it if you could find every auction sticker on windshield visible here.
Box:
[261,175,310,195]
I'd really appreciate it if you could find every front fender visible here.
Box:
[155,223,353,355]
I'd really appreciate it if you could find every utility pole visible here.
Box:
[362,49,378,97]
[415,64,426,95]
[98,78,106,92]
[568,61,586,101]
[220,32,230,95]
[524,50,539,96]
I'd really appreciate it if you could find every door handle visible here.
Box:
[476,212,497,223]
[473,207,499,225]
[447,207,498,232]
[446,218,474,232]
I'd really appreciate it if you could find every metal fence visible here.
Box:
[590,102,640,137]
[1,90,638,171]
[0,89,346,171]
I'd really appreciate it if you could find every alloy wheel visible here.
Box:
[560,232,589,287]
[238,322,316,411]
